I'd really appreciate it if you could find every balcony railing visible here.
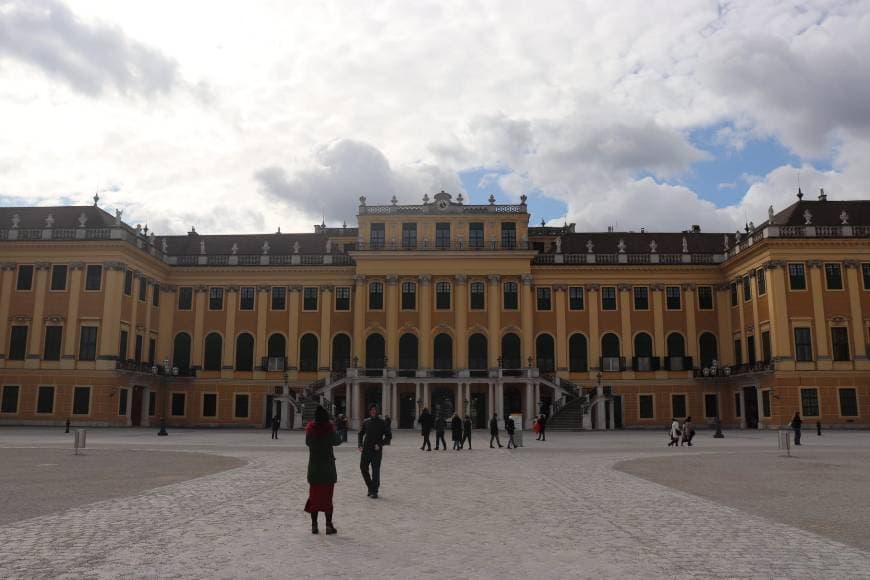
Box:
[693,360,774,378]
[600,356,626,372]
[354,240,531,251]
[261,356,287,372]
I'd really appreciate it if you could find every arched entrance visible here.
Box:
[332,334,351,372]
[468,333,488,376]
[699,332,718,368]
[503,385,522,417]
[501,333,521,369]
[204,333,222,371]
[173,332,191,371]
[601,333,621,371]
[267,333,286,370]
[634,332,654,371]
[433,333,453,376]
[431,387,455,420]
[398,333,418,377]
[235,333,254,371]
[366,333,386,369]
[535,334,555,373]
[399,392,416,428]
[299,334,318,372]
[667,333,686,371]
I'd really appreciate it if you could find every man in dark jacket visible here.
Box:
[537,414,547,441]
[271,414,280,439]
[418,407,434,451]
[435,414,447,450]
[489,413,503,448]
[450,414,463,450]
[358,404,392,498]
[462,415,473,450]
[506,415,516,449]
[790,411,802,446]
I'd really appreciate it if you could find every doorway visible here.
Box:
[130,386,144,427]
[470,392,487,428]
[743,386,759,428]
[399,393,416,428]
[613,395,624,429]
[265,395,274,427]
[431,387,455,420]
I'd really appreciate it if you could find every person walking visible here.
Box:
[790,411,802,446]
[506,415,517,449]
[681,416,695,446]
[489,413,503,448]
[667,417,681,447]
[358,403,392,498]
[271,414,280,439]
[451,413,463,450]
[304,405,341,535]
[537,413,547,442]
[435,414,447,451]
[462,415,473,450]
[336,414,348,443]
[384,415,392,445]
[418,407,434,451]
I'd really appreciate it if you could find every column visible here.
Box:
[618,284,632,375]
[587,285,600,375]
[288,286,301,370]
[255,285,269,370]
[223,286,238,376]
[391,382,398,420]
[97,262,125,369]
[845,261,868,363]
[61,263,84,368]
[684,284,697,361]
[318,285,333,375]
[352,381,361,430]
[386,275,399,367]
[736,277,748,364]
[534,382,541,415]
[352,276,366,364]
[651,284,665,362]
[750,274,762,361]
[487,382,493,420]
[808,261,830,369]
[26,263,50,367]
[419,275,432,368]
[143,279,154,361]
[521,274,534,364]
[487,275,501,368]
[157,285,175,364]
[382,381,391,419]
[525,382,533,423]
[595,383,605,430]
[496,382,504,427]
[415,383,422,416]
[766,262,792,367]
[0,264,16,366]
[715,284,734,365]
[126,273,140,361]
[454,275,468,369]
[554,286,568,375]
[423,382,430,411]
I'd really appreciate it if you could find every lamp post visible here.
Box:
[155,358,171,436]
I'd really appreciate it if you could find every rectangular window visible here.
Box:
[788,263,806,290]
[152,286,160,307]
[8,325,28,360]
[756,269,767,296]
[303,287,318,311]
[469,222,484,248]
[666,286,681,310]
[501,222,516,248]
[639,395,654,419]
[401,281,416,310]
[800,388,819,417]
[762,390,771,417]
[697,286,714,310]
[134,334,143,364]
[72,386,90,415]
[734,392,742,417]
[1,386,19,413]
[503,282,518,310]
[208,287,224,310]
[118,388,128,416]
[733,338,743,366]
[832,327,850,361]
[85,265,102,291]
[536,287,552,311]
[435,223,451,249]
[863,263,870,290]
[794,327,813,362]
[202,393,218,418]
[761,330,771,363]
[369,223,385,248]
[633,286,649,310]
[138,279,147,301]
[671,394,687,418]
[37,386,54,414]
[148,337,156,365]
[730,282,738,306]
[119,330,128,361]
[124,270,133,295]
[601,286,617,310]
[470,282,485,310]
[825,263,843,290]
[704,394,719,418]
[239,287,255,310]
[569,286,584,310]
[79,326,97,361]
[43,326,62,361]
[17,265,33,291]
[177,287,193,310]
[148,391,156,416]
[368,282,384,310]
[234,394,250,418]
[335,287,350,311]
[271,286,286,310]
[839,388,858,417]
[50,264,68,291]
[402,223,417,249]
[742,275,751,302]
[747,335,756,365]
[171,393,186,416]
[436,281,451,310]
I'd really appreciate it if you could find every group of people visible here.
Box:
[415,408,475,450]
[667,416,696,447]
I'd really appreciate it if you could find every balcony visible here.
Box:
[632,356,660,372]
[663,356,693,371]
[600,356,626,372]
[353,240,532,252]
[693,360,774,378]
[261,356,287,372]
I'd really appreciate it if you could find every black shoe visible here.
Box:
[325,524,337,535]
[369,492,378,499]
[312,524,319,534]
[490,445,494,448]
[498,445,503,448]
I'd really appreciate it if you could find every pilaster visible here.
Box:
[808,261,831,370]
[287,286,301,371]
[554,285,568,374]
[844,261,869,365]
[586,284,600,375]
[223,286,238,378]
[318,285,333,376]
[521,274,534,363]
[715,284,734,365]
[26,263,50,368]
[97,262,125,370]
[454,274,468,368]
[419,275,432,368]
[487,275,501,368]
[61,263,84,368]
[386,275,399,368]
[0,264,17,366]
[683,284,697,360]
[353,276,366,364]
[191,285,207,368]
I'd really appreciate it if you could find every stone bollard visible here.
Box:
[816,421,822,436]
[713,416,724,438]
[65,418,70,434]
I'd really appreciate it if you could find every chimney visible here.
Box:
[818,188,827,202]
[691,224,701,233]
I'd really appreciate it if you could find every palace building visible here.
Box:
[1,189,869,431]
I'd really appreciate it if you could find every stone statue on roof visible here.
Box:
[649,240,657,254]
[840,210,849,225]
[231,243,238,255]
[293,241,300,254]
[555,237,562,254]
[723,234,729,251]
[11,214,19,228]
[681,236,688,253]
[325,238,332,253]
[617,239,626,254]
[768,205,775,223]
[161,238,168,253]
[803,209,813,225]
[586,239,594,253]
[78,212,88,228]
[199,240,206,255]
[45,214,54,228]
[114,209,123,226]
[262,241,270,255]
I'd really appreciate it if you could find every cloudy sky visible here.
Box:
[1,0,869,235]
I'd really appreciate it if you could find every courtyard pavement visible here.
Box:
[1,427,869,579]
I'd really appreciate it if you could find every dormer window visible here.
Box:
[501,222,516,249]
[370,223,385,249]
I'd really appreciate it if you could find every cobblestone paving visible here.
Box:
[1,429,869,579]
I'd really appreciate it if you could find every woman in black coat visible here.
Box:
[451,414,463,450]
[435,414,447,450]
[418,407,434,451]
[462,415,473,450]
[304,405,341,535]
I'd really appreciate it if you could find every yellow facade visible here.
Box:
[1,191,869,431]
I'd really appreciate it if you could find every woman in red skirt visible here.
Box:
[305,405,342,534]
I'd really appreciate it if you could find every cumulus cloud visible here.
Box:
[0,0,178,96]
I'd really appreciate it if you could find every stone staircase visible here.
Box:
[546,397,588,431]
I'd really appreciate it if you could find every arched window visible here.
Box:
[235,333,254,371]
[601,333,621,371]
[267,333,286,359]
[366,334,386,369]
[568,334,587,372]
[468,333,488,371]
[535,334,555,373]
[699,332,718,368]
[299,334,318,372]
[173,332,191,371]
[501,333,521,369]
[634,332,654,371]
[204,332,222,371]
[399,333,418,370]
[332,334,351,372]
[667,333,686,370]
[433,333,453,371]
